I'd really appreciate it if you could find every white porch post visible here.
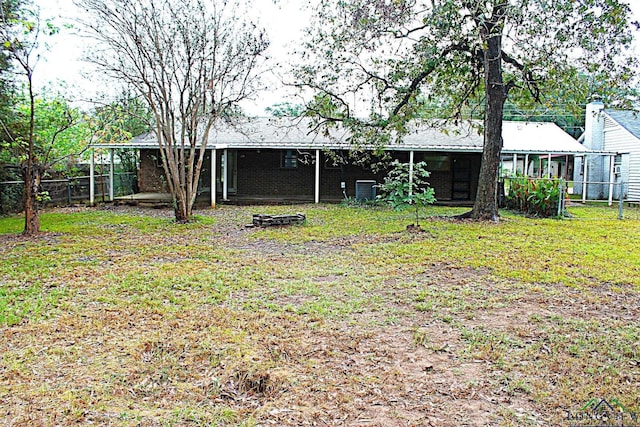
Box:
[608,154,615,206]
[222,148,228,201]
[582,155,588,203]
[211,148,217,209]
[315,149,320,204]
[512,153,517,175]
[409,150,414,196]
[108,148,115,201]
[89,148,95,206]
[524,154,529,176]
[547,153,552,178]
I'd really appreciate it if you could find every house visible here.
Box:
[89,117,588,207]
[500,123,581,179]
[574,100,640,202]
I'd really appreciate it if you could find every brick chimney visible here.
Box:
[583,98,605,198]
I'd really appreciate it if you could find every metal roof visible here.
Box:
[94,117,588,155]
[604,110,640,140]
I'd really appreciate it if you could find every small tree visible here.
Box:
[77,0,269,222]
[377,160,436,228]
[0,5,86,234]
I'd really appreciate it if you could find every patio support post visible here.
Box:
[89,147,95,206]
[409,150,414,196]
[524,154,529,176]
[211,148,217,209]
[222,148,228,201]
[315,149,320,204]
[108,148,115,201]
[608,154,615,206]
[547,153,552,178]
[582,155,588,203]
[512,153,517,175]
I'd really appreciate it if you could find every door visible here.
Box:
[218,149,238,195]
[452,157,471,200]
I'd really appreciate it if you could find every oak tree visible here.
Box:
[295,0,638,221]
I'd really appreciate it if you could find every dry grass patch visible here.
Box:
[1,204,639,426]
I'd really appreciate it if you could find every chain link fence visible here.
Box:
[0,173,137,214]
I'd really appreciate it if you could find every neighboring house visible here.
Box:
[574,100,640,202]
[89,117,587,206]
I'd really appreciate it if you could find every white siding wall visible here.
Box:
[603,115,640,201]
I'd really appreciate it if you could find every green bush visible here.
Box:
[505,175,563,217]
[377,160,436,226]
[0,181,25,214]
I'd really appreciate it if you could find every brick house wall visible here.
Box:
[138,148,482,202]
[139,150,167,192]
[237,150,316,196]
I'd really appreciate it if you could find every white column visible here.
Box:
[211,148,217,209]
[582,156,588,203]
[89,148,95,206]
[315,149,320,204]
[222,148,228,201]
[512,153,517,175]
[547,153,552,178]
[608,154,615,206]
[524,154,530,176]
[108,148,115,201]
[409,150,414,196]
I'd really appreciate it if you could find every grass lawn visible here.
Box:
[0,204,639,426]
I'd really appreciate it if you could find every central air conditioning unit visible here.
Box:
[355,180,377,201]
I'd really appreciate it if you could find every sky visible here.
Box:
[33,0,310,114]
[32,0,640,115]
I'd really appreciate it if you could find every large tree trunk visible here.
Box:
[22,162,41,235]
[468,21,507,222]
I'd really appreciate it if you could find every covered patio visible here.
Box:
[89,118,593,208]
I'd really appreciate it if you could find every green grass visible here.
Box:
[0,204,639,426]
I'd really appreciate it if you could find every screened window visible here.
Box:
[281,150,298,169]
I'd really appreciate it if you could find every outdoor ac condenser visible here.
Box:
[355,180,377,201]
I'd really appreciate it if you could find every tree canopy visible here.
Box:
[295,0,638,220]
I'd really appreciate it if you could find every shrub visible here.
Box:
[506,175,564,217]
[377,160,436,226]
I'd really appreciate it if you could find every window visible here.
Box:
[421,154,451,172]
[281,150,298,169]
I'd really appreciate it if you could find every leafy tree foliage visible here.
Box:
[89,92,153,173]
[0,89,89,203]
[265,102,305,117]
[295,0,638,221]
[0,0,23,153]
[77,0,269,222]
